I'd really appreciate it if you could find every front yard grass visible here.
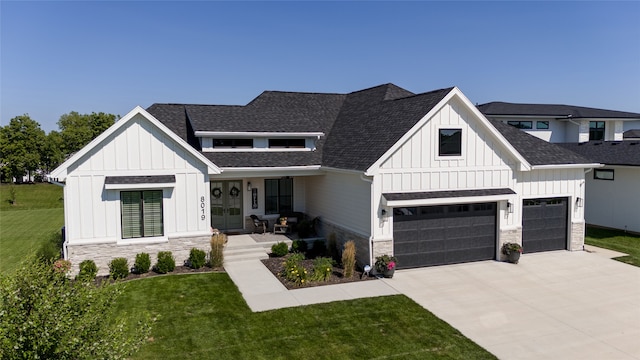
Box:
[585,226,640,267]
[115,273,496,360]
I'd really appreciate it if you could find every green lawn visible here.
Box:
[115,273,496,360]
[0,183,64,273]
[585,226,640,267]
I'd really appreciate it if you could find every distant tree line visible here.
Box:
[0,112,118,183]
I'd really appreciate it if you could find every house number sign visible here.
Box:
[200,196,206,221]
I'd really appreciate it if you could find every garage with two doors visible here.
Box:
[388,191,569,269]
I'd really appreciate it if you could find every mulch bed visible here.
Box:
[97,265,224,283]
[262,254,374,290]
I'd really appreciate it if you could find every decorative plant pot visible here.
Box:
[280,221,287,225]
[383,269,395,278]
[507,252,521,264]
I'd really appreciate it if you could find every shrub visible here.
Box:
[342,240,356,278]
[36,231,63,264]
[283,253,307,286]
[327,232,340,262]
[271,242,289,257]
[53,259,71,274]
[310,239,327,258]
[310,257,334,282]
[154,251,175,274]
[77,259,98,281]
[210,233,226,268]
[109,257,129,280]
[0,256,152,359]
[291,239,308,254]
[189,248,207,269]
[134,252,151,274]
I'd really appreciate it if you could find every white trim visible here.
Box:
[195,131,324,137]
[104,183,175,190]
[530,163,603,170]
[434,125,467,161]
[222,165,321,172]
[382,194,515,207]
[321,166,366,175]
[49,106,222,181]
[117,237,169,246]
[205,148,312,153]
[365,88,531,176]
[215,166,322,179]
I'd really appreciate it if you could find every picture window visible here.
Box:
[536,121,549,129]
[594,169,614,181]
[121,190,163,239]
[438,129,462,156]
[507,121,533,129]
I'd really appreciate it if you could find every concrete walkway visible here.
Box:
[383,250,640,360]
[224,234,398,312]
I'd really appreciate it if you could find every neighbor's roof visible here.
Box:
[478,102,640,119]
[624,129,640,139]
[558,141,640,167]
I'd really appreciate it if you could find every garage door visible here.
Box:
[522,197,568,253]
[393,203,496,268]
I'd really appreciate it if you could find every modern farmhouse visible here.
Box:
[478,102,640,233]
[50,84,600,274]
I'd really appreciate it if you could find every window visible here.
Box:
[589,121,605,141]
[265,178,293,214]
[121,190,164,239]
[536,121,549,129]
[268,139,305,148]
[507,121,533,129]
[213,139,253,148]
[439,129,462,156]
[594,169,614,180]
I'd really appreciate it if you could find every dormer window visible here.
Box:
[268,139,305,148]
[589,121,605,141]
[213,139,253,148]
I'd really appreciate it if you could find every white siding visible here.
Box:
[64,114,211,245]
[379,98,516,192]
[305,172,371,236]
[584,167,640,233]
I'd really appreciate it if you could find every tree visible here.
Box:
[41,130,65,174]
[0,115,46,182]
[0,256,153,359]
[58,111,117,157]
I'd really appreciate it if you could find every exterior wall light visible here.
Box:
[507,201,514,214]
[247,182,252,191]
[576,197,584,207]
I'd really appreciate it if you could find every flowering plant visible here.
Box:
[374,254,398,273]
[53,259,72,274]
[501,242,523,255]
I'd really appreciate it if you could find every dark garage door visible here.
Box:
[522,197,568,253]
[393,203,496,268]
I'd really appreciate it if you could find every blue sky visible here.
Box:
[2,1,639,133]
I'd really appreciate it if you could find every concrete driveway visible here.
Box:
[384,251,640,359]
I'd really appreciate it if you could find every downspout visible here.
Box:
[360,174,374,267]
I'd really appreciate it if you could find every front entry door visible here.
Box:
[211,180,243,230]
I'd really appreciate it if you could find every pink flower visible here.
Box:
[387,261,396,270]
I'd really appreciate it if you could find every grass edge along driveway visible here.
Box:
[115,273,496,360]
[585,226,640,267]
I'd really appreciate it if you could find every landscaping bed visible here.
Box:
[262,254,374,290]
[97,265,224,283]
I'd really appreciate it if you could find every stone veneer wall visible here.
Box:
[498,227,522,261]
[317,220,370,268]
[66,234,212,276]
[570,221,585,251]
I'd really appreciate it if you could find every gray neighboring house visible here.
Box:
[479,102,640,234]
[51,84,598,275]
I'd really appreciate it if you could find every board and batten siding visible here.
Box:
[64,114,211,245]
[305,172,371,237]
[378,98,516,193]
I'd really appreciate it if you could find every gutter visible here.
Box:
[530,163,603,170]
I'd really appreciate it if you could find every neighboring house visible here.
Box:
[479,102,640,234]
[50,84,598,274]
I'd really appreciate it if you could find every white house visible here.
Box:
[50,84,600,273]
[479,102,640,234]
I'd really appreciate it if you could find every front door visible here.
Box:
[210,180,243,230]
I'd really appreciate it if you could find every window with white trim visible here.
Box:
[438,129,462,156]
[121,190,164,239]
[594,169,614,181]
[264,178,293,214]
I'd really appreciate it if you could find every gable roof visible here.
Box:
[557,141,640,167]
[49,106,221,181]
[146,84,598,171]
[478,102,640,120]
[490,120,595,166]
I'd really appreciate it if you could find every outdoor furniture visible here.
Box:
[250,215,268,234]
[273,224,289,234]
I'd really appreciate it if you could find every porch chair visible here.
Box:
[250,215,269,234]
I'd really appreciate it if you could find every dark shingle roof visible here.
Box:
[624,129,640,139]
[202,152,322,168]
[383,188,516,201]
[322,85,452,171]
[146,104,200,150]
[490,120,595,166]
[478,102,640,119]
[557,141,640,166]
[105,175,176,184]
